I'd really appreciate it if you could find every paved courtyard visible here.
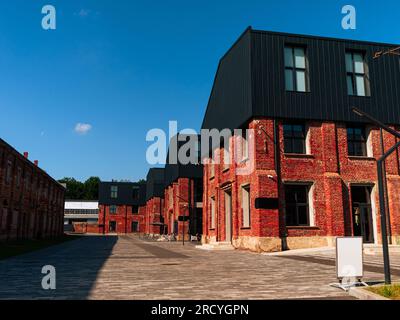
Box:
[0,234,399,300]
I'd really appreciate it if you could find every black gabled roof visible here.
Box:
[164,134,203,187]
[202,27,400,132]
[98,181,147,206]
[145,168,165,201]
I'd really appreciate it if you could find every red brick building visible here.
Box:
[163,134,203,240]
[98,181,146,234]
[144,168,165,235]
[200,29,400,252]
[0,138,65,240]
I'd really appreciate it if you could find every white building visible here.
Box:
[64,200,99,231]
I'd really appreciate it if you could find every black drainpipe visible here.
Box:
[274,120,287,250]
[103,205,106,235]
[380,128,392,244]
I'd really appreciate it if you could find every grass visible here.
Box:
[368,284,400,300]
[0,234,81,260]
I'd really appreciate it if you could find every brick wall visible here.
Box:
[163,178,194,240]
[202,118,400,252]
[98,204,145,234]
[0,139,65,241]
[144,197,164,235]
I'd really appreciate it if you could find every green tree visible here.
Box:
[58,177,84,200]
[83,177,101,200]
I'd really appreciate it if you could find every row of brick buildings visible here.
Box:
[76,29,400,253]
[95,134,203,240]
[0,138,65,241]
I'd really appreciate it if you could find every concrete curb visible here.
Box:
[348,287,390,300]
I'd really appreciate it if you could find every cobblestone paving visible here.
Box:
[0,235,398,300]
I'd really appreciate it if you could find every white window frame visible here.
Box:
[241,185,251,228]
[210,197,216,229]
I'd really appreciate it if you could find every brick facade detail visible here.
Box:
[0,139,65,241]
[163,178,193,240]
[202,119,400,252]
[98,204,146,234]
[145,197,164,235]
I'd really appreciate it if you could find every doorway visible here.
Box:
[351,186,374,243]
[109,221,117,233]
[131,221,139,233]
[224,190,232,242]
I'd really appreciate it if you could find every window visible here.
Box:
[131,221,139,232]
[25,172,31,190]
[346,52,370,96]
[283,123,306,154]
[110,186,118,198]
[285,184,310,226]
[242,186,251,228]
[347,126,367,157]
[210,152,215,178]
[132,205,139,214]
[16,167,22,188]
[223,146,230,171]
[284,46,308,92]
[210,197,216,229]
[6,160,12,184]
[110,205,117,214]
[194,179,203,202]
[241,130,249,160]
[194,140,201,164]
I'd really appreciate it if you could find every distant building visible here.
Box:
[64,200,99,232]
[145,169,165,235]
[163,134,203,240]
[0,138,65,240]
[98,181,146,234]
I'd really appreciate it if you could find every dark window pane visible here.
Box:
[284,140,293,153]
[285,69,294,91]
[298,206,309,225]
[292,125,305,137]
[283,123,306,154]
[347,126,367,156]
[284,47,294,67]
[347,75,354,95]
[285,188,296,202]
[285,185,310,227]
[283,124,293,137]
[292,139,305,154]
[295,188,308,203]
[285,205,296,226]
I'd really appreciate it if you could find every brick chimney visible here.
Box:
[23,152,29,159]
[34,160,39,166]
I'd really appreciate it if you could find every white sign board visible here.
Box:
[336,237,364,280]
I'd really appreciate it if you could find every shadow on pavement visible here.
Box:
[0,235,118,300]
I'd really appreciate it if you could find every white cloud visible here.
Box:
[74,123,92,135]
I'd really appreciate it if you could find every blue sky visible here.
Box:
[0,0,399,182]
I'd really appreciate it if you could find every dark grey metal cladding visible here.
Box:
[98,182,147,206]
[251,30,400,124]
[201,28,400,131]
[146,168,165,201]
[164,134,203,187]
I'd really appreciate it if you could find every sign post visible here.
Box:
[331,237,368,291]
